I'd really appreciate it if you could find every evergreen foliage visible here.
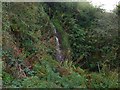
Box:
[2,2,119,88]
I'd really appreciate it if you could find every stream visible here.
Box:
[52,24,64,61]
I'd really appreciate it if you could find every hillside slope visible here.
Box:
[2,2,119,88]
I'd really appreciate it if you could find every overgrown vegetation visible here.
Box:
[2,2,119,88]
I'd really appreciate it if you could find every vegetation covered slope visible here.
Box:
[2,2,119,88]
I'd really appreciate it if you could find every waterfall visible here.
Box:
[52,24,63,61]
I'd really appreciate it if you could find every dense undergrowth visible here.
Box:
[2,56,119,88]
[2,2,119,88]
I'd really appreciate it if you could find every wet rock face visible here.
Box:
[53,26,64,61]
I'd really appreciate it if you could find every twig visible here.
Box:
[97,62,101,73]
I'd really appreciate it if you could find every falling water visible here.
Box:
[52,24,63,61]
